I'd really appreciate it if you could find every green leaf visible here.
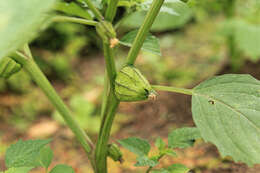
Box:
[220,19,260,61]
[118,137,150,156]
[0,0,55,60]
[121,1,192,32]
[4,167,33,173]
[50,164,75,173]
[162,148,177,157]
[192,74,260,166]
[168,127,201,149]
[155,137,166,151]
[120,30,161,56]
[5,139,51,168]
[54,2,92,20]
[152,164,189,173]
[134,156,158,167]
[37,146,53,169]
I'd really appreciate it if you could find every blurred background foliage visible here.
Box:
[1,0,260,172]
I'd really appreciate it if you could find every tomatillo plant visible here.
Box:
[1,0,260,173]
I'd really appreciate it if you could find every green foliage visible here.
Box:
[152,164,189,173]
[50,164,75,173]
[37,146,54,169]
[121,0,192,31]
[168,127,201,149]
[5,139,51,168]
[3,167,33,173]
[192,74,260,165]
[120,30,161,56]
[0,0,55,59]
[220,19,260,61]
[118,137,151,156]
[135,156,158,167]
[107,144,123,162]
[53,94,100,133]
[54,1,92,19]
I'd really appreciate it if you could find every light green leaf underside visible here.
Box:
[0,0,55,60]
[152,164,189,173]
[192,74,260,166]
[120,30,161,56]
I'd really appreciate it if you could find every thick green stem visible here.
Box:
[78,0,104,21]
[105,0,120,22]
[52,16,98,26]
[126,0,165,65]
[152,85,193,95]
[95,91,119,173]
[12,51,96,170]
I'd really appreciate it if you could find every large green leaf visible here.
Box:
[120,30,161,55]
[118,137,150,156]
[37,146,53,169]
[192,74,260,166]
[0,0,55,60]
[5,139,51,168]
[121,1,192,32]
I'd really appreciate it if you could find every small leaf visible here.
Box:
[49,164,75,173]
[168,127,201,149]
[4,167,33,173]
[192,74,260,165]
[118,137,150,156]
[0,0,55,60]
[38,146,53,169]
[5,139,51,168]
[120,30,161,56]
[152,164,189,173]
[155,137,166,151]
[134,156,158,167]
[54,2,92,20]
[162,149,177,157]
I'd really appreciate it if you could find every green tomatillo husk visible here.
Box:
[0,57,22,78]
[114,65,157,102]
[107,143,123,163]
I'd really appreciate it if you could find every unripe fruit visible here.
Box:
[114,65,157,102]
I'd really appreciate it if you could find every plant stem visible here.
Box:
[105,0,120,22]
[152,85,193,95]
[95,4,121,172]
[12,50,96,171]
[79,0,104,21]
[95,90,119,173]
[52,16,98,26]
[126,0,165,65]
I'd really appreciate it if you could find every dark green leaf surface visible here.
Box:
[134,156,158,167]
[5,139,51,168]
[168,127,201,149]
[38,146,53,169]
[118,137,150,156]
[120,30,161,56]
[192,74,260,165]
[0,0,55,60]
[50,164,75,173]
